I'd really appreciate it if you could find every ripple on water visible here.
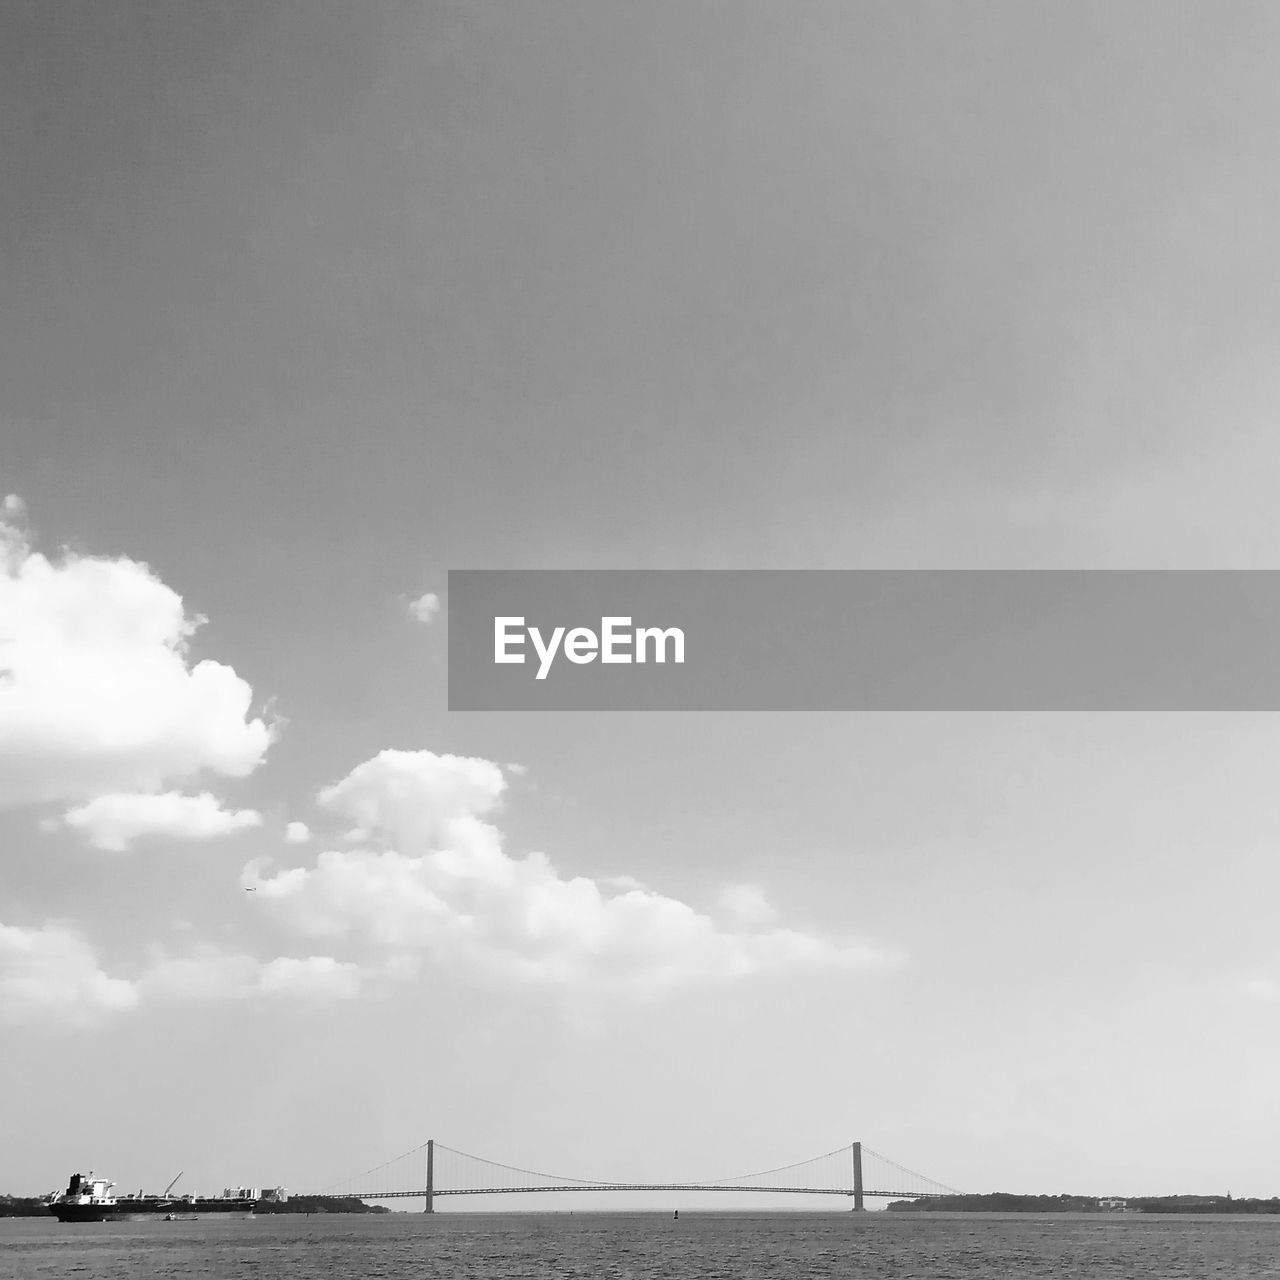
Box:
[4,1211,1280,1280]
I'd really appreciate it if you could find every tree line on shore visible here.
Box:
[887,1193,1280,1214]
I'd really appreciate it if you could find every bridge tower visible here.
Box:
[424,1138,434,1214]
[852,1141,864,1212]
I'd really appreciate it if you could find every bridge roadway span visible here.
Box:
[349,1186,952,1200]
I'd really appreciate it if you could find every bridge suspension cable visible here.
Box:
[431,1142,631,1192]
[321,1140,432,1199]
[861,1145,961,1197]
[706,1143,858,1189]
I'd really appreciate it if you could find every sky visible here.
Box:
[4,0,1280,1207]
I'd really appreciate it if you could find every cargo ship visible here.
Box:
[47,1172,287,1222]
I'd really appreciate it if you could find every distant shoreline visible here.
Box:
[0,1195,390,1219]
[8,1191,1280,1219]
[887,1194,1280,1215]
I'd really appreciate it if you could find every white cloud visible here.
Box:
[140,950,361,1002]
[249,750,894,994]
[505,762,529,778]
[138,950,256,1001]
[317,749,506,850]
[256,955,362,1000]
[0,923,138,1027]
[0,921,361,1026]
[718,884,778,928]
[407,592,441,625]
[1242,976,1280,1002]
[0,511,273,807]
[284,820,311,844]
[60,791,263,852]
[600,874,646,893]
[2,494,26,521]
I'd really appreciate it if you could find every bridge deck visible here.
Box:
[346,1186,952,1199]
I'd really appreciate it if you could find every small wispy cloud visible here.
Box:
[140,950,362,1003]
[1241,976,1280,1002]
[407,592,441,625]
[0,922,365,1027]
[718,884,778,928]
[0,923,138,1027]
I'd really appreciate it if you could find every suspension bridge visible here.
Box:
[316,1140,959,1212]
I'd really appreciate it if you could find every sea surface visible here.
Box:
[4,1211,1280,1279]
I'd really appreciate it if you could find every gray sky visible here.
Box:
[4,1,1280,1204]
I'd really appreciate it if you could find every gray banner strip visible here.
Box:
[447,570,1280,711]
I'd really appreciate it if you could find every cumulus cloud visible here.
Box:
[0,511,273,807]
[407,592,441,625]
[317,749,505,849]
[249,750,893,994]
[284,820,311,844]
[0,921,363,1026]
[60,791,263,851]
[0,923,138,1027]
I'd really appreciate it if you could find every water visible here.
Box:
[4,1212,1280,1279]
